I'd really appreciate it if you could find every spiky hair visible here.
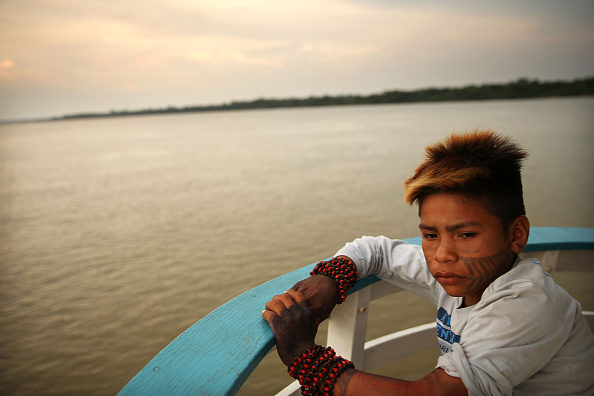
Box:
[403,130,528,225]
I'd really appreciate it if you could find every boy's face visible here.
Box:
[419,192,517,307]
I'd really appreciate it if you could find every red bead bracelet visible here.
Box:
[310,257,358,304]
[288,345,355,396]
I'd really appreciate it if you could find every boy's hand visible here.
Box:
[262,290,317,366]
[290,274,339,325]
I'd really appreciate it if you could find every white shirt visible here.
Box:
[336,236,594,395]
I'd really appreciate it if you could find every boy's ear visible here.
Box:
[509,215,530,253]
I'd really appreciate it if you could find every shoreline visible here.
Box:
[2,76,592,124]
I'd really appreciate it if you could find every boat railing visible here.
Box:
[117,227,594,396]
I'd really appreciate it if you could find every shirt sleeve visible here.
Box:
[436,280,571,396]
[335,236,441,303]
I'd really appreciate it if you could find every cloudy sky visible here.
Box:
[1,0,593,121]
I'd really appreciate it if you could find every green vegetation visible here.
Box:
[57,76,594,120]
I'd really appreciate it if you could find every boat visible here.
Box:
[117,226,594,395]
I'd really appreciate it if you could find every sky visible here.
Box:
[0,0,593,121]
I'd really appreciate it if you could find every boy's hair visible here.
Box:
[403,130,528,226]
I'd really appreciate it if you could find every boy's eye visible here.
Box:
[422,233,438,239]
[459,232,476,239]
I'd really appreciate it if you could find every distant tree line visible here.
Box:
[57,76,594,120]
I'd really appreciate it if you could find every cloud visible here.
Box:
[0,0,593,120]
[0,59,15,69]
[0,2,581,77]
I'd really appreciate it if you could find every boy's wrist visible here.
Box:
[288,344,354,396]
[310,257,358,304]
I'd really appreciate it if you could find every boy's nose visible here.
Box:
[434,241,457,263]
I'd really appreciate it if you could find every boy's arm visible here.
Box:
[262,290,467,396]
[292,235,430,324]
[289,256,349,325]
[333,367,467,396]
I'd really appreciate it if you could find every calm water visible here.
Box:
[1,98,593,395]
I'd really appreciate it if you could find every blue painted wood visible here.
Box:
[523,227,594,252]
[118,227,593,396]
[381,227,594,252]
[117,264,314,396]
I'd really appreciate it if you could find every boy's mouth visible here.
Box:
[434,272,464,285]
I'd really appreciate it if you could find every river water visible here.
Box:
[1,98,593,395]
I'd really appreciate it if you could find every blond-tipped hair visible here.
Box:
[404,130,528,225]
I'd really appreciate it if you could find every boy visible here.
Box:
[262,130,594,395]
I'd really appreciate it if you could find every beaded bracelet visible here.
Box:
[288,345,355,396]
[310,257,358,304]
